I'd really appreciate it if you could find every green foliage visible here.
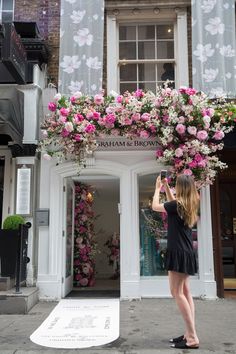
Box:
[2,215,26,230]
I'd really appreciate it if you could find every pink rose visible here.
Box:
[94,94,104,105]
[195,153,203,162]
[183,169,193,176]
[74,114,84,122]
[134,89,144,98]
[176,123,186,135]
[79,278,88,287]
[48,102,57,111]
[178,116,185,123]
[188,160,198,168]
[187,126,197,135]
[105,114,116,128]
[64,122,73,132]
[85,124,96,134]
[197,130,208,141]
[156,149,163,158]
[139,130,150,139]
[74,134,82,141]
[58,116,67,123]
[198,159,207,168]
[132,113,141,121]
[185,88,197,95]
[213,130,224,140]
[93,111,100,120]
[175,147,183,157]
[61,129,70,137]
[60,107,70,117]
[116,95,123,103]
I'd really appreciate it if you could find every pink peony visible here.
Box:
[74,114,84,122]
[156,148,163,158]
[187,126,197,135]
[198,159,207,168]
[93,111,100,120]
[60,107,70,117]
[94,94,104,105]
[176,123,186,135]
[134,89,144,98]
[48,102,57,111]
[58,115,67,124]
[188,160,198,168]
[175,147,183,157]
[61,129,70,137]
[213,130,224,140]
[178,116,185,123]
[141,113,151,122]
[197,130,208,141]
[195,153,203,162]
[132,113,141,121]
[139,130,150,139]
[105,114,116,128]
[85,124,96,134]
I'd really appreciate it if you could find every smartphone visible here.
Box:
[160,170,167,180]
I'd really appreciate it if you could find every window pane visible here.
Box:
[120,83,137,93]
[138,63,155,81]
[157,62,175,82]
[139,82,156,92]
[138,25,155,40]
[3,0,13,10]
[120,64,137,81]
[157,41,174,59]
[139,173,168,276]
[119,42,136,60]
[138,42,155,59]
[157,25,174,39]
[2,11,13,22]
[119,26,136,40]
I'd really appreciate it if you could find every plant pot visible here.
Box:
[0,230,19,278]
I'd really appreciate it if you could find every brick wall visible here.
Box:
[14,0,60,86]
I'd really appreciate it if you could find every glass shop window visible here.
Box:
[119,24,175,94]
[139,173,199,277]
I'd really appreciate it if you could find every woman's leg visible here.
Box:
[168,271,199,346]
[183,276,195,332]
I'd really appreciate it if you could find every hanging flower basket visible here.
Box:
[38,87,236,188]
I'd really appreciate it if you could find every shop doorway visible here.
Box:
[62,174,120,298]
[0,157,4,227]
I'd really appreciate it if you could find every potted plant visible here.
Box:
[0,215,26,278]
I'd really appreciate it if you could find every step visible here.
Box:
[0,277,15,291]
[0,286,39,314]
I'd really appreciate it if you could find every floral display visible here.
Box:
[39,87,236,188]
[104,233,120,279]
[73,182,96,287]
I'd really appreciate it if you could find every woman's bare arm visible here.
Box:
[163,180,175,201]
[152,176,166,212]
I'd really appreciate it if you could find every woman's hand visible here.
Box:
[155,175,162,189]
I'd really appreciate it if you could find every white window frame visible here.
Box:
[0,0,14,23]
[107,8,189,94]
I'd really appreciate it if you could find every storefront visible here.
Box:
[37,139,216,300]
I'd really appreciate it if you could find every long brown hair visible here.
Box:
[175,174,199,228]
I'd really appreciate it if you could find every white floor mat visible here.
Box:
[30,298,120,349]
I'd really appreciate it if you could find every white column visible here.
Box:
[197,185,216,298]
[106,15,119,93]
[176,8,189,87]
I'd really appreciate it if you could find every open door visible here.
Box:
[62,179,75,298]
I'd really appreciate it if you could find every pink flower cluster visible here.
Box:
[40,87,236,188]
[73,183,96,287]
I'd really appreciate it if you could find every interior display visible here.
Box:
[73,182,96,287]
[104,232,120,279]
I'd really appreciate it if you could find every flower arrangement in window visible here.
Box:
[104,232,120,279]
[39,87,236,189]
[73,182,96,287]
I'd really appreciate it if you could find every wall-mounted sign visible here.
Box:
[96,137,159,151]
[35,209,50,227]
[16,166,32,215]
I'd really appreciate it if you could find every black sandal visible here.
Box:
[171,340,199,349]
[169,335,185,343]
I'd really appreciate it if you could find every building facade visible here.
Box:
[0,0,235,300]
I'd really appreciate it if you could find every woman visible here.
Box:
[152,173,199,350]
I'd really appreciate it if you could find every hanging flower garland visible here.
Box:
[73,182,96,287]
[39,87,236,188]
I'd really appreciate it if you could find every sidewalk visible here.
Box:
[0,297,235,354]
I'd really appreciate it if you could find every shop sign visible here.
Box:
[16,166,32,215]
[96,137,159,151]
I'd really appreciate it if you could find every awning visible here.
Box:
[0,86,24,146]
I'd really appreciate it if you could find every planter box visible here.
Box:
[0,230,19,278]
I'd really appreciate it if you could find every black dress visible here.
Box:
[164,200,197,275]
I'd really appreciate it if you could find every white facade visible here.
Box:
[36,147,216,300]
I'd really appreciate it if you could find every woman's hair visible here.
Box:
[175,174,199,228]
